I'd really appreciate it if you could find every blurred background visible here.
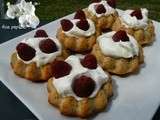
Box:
[1,0,160,21]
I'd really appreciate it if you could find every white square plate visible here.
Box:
[0,10,160,120]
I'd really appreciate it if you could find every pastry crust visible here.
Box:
[84,10,118,34]
[47,77,113,118]
[92,44,144,75]
[112,17,155,45]
[10,50,69,82]
[56,28,97,53]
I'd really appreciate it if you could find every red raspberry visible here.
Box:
[81,54,97,69]
[74,9,86,20]
[76,20,89,31]
[16,43,36,61]
[72,76,95,97]
[95,4,106,14]
[39,39,58,54]
[34,29,48,37]
[130,9,143,20]
[60,19,73,31]
[52,60,72,79]
[112,30,129,42]
[107,0,116,8]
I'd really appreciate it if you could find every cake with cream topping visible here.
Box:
[11,29,69,82]
[92,30,144,75]
[57,9,97,53]
[47,54,113,118]
[84,0,118,34]
[112,8,155,45]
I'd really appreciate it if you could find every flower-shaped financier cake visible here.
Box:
[112,8,155,45]
[92,30,144,75]
[47,54,113,118]
[11,29,69,82]
[57,9,97,53]
[84,0,118,34]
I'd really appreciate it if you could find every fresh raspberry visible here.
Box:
[60,19,73,31]
[16,43,36,61]
[130,9,143,20]
[112,30,129,42]
[107,0,116,8]
[34,29,48,37]
[72,76,95,97]
[91,0,101,3]
[52,60,72,79]
[39,39,58,54]
[76,20,89,31]
[81,54,97,69]
[101,28,112,33]
[95,4,106,14]
[74,9,86,20]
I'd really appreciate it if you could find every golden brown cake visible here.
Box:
[47,78,112,118]
[84,0,118,34]
[56,10,97,53]
[47,54,113,118]
[11,50,69,82]
[92,30,144,75]
[112,8,155,45]
[57,28,96,53]
[10,29,69,82]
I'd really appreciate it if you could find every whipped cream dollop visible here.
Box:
[6,3,21,19]
[88,0,115,17]
[53,55,109,101]
[64,19,95,37]
[6,0,39,28]
[120,8,149,29]
[19,14,39,28]
[17,37,62,67]
[98,31,139,58]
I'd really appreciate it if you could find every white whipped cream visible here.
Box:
[18,0,36,15]
[17,37,62,67]
[6,3,21,19]
[19,14,40,28]
[88,0,115,18]
[120,8,149,29]
[6,0,39,28]
[98,31,139,58]
[64,19,95,37]
[53,55,109,101]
